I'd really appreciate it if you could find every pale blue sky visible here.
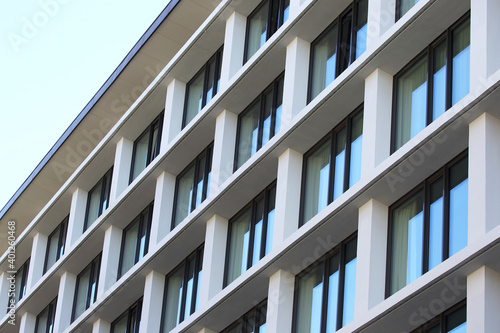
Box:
[0,0,170,209]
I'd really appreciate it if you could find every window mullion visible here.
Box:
[320,258,329,333]
[247,201,257,270]
[191,158,201,212]
[328,134,335,205]
[179,259,189,323]
[344,119,352,194]
[443,166,451,260]
[423,181,431,275]
[337,247,347,331]
[426,46,434,127]
[445,31,453,110]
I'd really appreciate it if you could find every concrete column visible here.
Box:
[367,0,396,50]
[67,188,88,247]
[220,11,246,87]
[281,37,310,129]
[139,270,165,333]
[162,79,187,146]
[210,110,238,193]
[266,270,295,333]
[273,149,302,247]
[361,69,393,179]
[354,199,388,317]
[98,225,122,297]
[467,266,500,333]
[470,0,500,92]
[19,312,36,333]
[92,319,111,333]
[27,233,48,289]
[197,329,217,333]
[110,137,134,201]
[53,272,77,332]
[198,215,228,306]
[468,113,500,243]
[150,171,176,245]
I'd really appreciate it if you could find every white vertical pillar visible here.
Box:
[139,270,165,333]
[273,149,302,247]
[361,69,393,179]
[163,79,187,146]
[198,215,228,306]
[19,312,36,333]
[367,0,396,50]
[210,110,238,193]
[28,233,48,289]
[281,37,310,129]
[220,11,246,88]
[197,329,217,333]
[53,272,77,332]
[110,137,134,201]
[470,0,500,92]
[150,171,176,245]
[468,113,500,243]
[266,270,295,333]
[467,266,500,333]
[67,188,88,247]
[98,225,122,297]
[92,319,111,333]
[355,199,388,317]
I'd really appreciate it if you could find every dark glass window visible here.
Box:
[245,0,290,63]
[221,300,267,333]
[44,216,68,274]
[130,113,164,183]
[72,254,101,322]
[111,299,142,333]
[410,301,466,333]
[118,202,153,279]
[388,152,468,296]
[7,258,30,308]
[293,235,357,332]
[396,0,420,21]
[392,15,470,151]
[225,183,276,286]
[183,48,223,128]
[35,298,57,333]
[309,0,368,101]
[84,168,113,231]
[301,108,363,225]
[161,246,203,332]
[172,144,213,228]
[235,74,284,170]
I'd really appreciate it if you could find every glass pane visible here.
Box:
[205,58,217,104]
[333,127,347,200]
[326,254,340,332]
[237,103,261,169]
[342,239,357,327]
[89,260,100,306]
[138,210,151,261]
[120,219,139,277]
[432,41,447,121]
[132,131,149,181]
[226,322,243,333]
[451,19,470,106]
[349,111,363,187]
[173,165,195,227]
[446,305,466,333]
[74,269,91,320]
[246,2,269,61]
[150,123,160,161]
[339,11,353,74]
[449,157,468,256]
[253,198,265,266]
[262,90,273,147]
[274,76,284,134]
[184,258,196,320]
[36,307,49,333]
[86,181,103,229]
[101,172,112,212]
[257,302,267,333]
[195,154,207,208]
[355,0,368,59]
[395,56,428,150]
[303,140,331,223]
[429,178,444,270]
[112,314,128,333]
[295,264,324,333]
[227,208,252,285]
[310,24,338,100]
[265,186,276,255]
[390,191,424,295]
[282,0,290,26]
[195,252,203,313]
[185,71,204,126]
[45,226,61,272]
[163,266,184,332]
[398,0,419,19]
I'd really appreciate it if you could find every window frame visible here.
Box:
[410,299,466,333]
[72,254,101,322]
[221,299,268,333]
[7,258,30,307]
[44,216,68,274]
[35,298,57,333]
[84,167,113,231]
[111,298,143,333]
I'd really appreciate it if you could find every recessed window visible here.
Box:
[388,152,468,297]
[245,0,290,63]
[44,216,68,274]
[293,235,357,332]
[396,0,420,21]
[183,47,223,128]
[172,144,213,229]
[235,74,284,170]
[35,298,57,333]
[221,300,267,333]
[300,108,363,225]
[118,202,153,279]
[410,300,466,333]
[392,15,470,152]
[72,254,101,322]
[84,168,113,231]
[7,258,30,308]
[130,113,164,183]
[161,246,203,332]
[309,0,368,101]
[225,183,276,286]
[111,299,142,333]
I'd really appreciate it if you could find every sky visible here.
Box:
[0,0,170,210]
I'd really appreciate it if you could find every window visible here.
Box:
[44,216,68,273]
[221,300,267,333]
[111,299,142,333]
[130,113,164,183]
[183,48,223,128]
[301,108,363,225]
[309,0,368,101]
[118,202,153,279]
[7,258,30,308]
[245,0,290,63]
[172,145,213,228]
[72,254,101,322]
[235,74,284,170]
[387,152,468,296]
[84,168,113,231]
[410,301,466,333]
[293,235,357,333]
[392,15,470,152]
[35,298,57,333]
[225,183,276,286]
[161,246,203,332]
[396,0,419,21]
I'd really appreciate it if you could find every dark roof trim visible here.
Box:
[0,0,182,219]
